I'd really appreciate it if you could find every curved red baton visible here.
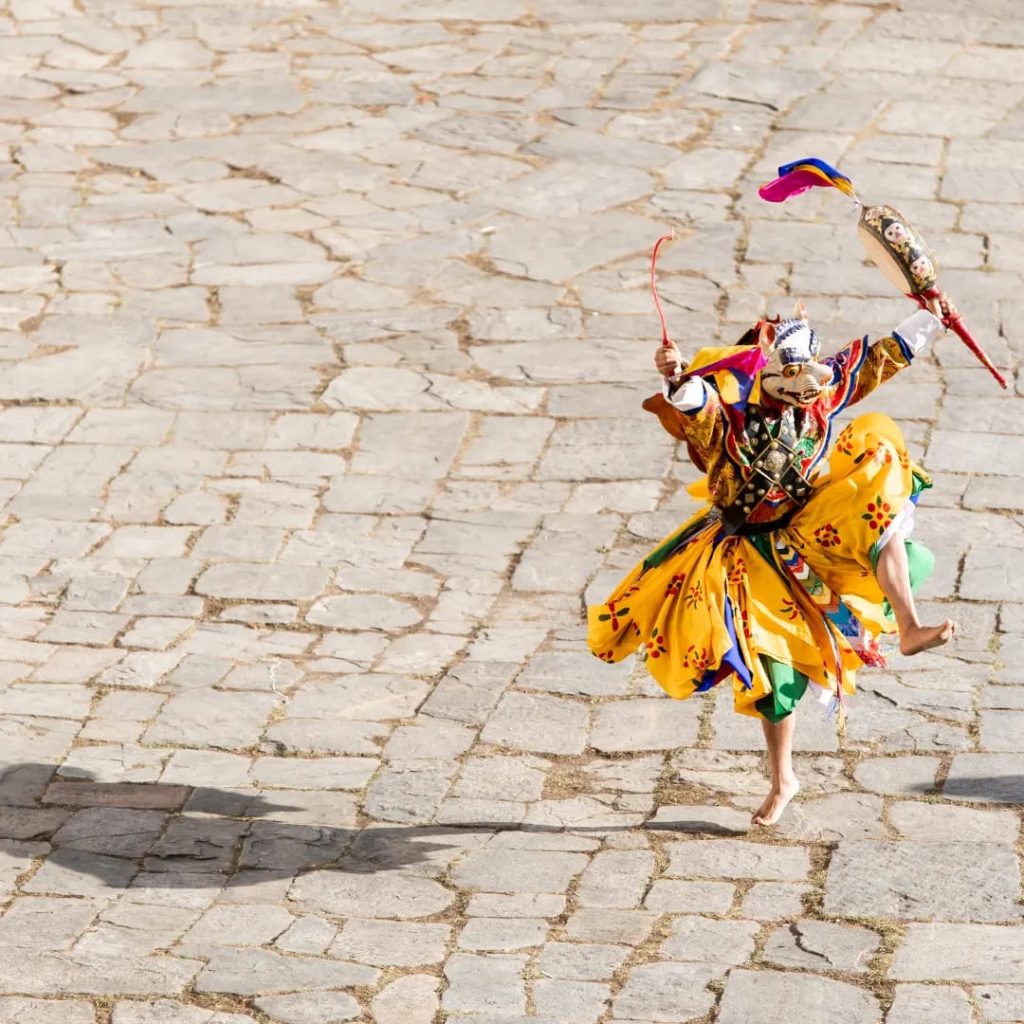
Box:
[910,288,1008,390]
[650,229,675,348]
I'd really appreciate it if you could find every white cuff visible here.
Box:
[892,308,944,357]
[663,375,708,412]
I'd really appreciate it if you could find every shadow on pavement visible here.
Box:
[0,762,743,891]
[914,774,1024,804]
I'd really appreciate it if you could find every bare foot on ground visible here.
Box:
[752,776,800,827]
[899,619,957,656]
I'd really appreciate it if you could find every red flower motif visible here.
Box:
[597,600,631,631]
[727,558,748,587]
[690,647,710,672]
[814,522,841,549]
[644,628,669,660]
[861,494,895,532]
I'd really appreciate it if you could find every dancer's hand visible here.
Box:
[655,343,686,379]
[924,290,957,327]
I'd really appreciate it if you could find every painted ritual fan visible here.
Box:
[759,158,1007,389]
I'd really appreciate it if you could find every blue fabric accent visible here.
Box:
[831,336,870,417]
[695,595,752,692]
[777,156,850,181]
[891,329,915,363]
[826,597,861,640]
[813,335,871,463]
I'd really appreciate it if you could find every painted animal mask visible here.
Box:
[757,305,832,408]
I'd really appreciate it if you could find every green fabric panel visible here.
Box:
[871,538,934,619]
[754,656,809,723]
[748,532,774,565]
[641,510,717,572]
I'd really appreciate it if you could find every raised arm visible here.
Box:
[643,342,726,469]
[822,306,945,412]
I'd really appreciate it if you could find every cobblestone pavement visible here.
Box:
[0,0,1021,1021]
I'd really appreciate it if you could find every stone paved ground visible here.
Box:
[0,0,1021,1021]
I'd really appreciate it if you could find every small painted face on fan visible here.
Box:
[909,254,934,280]
[883,221,909,245]
[759,319,832,408]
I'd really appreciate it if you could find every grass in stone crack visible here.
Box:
[802,845,832,906]
[177,991,280,1023]
[541,756,592,800]
[652,775,716,807]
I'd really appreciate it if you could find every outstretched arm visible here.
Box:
[823,302,948,411]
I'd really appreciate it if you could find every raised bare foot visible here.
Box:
[900,619,957,656]
[752,776,800,827]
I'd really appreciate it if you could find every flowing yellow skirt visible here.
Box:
[588,413,932,718]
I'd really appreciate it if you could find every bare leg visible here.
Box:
[752,714,800,826]
[875,536,956,655]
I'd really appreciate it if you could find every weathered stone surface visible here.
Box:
[0,1000,96,1024]
[291,871,455,920]
[452,848,588,894]
[533,978,610,1024]
[893,925,1024,981]
[371,975,440,1024]
[331,919,450,966]
[565,908,657,945]
[466,893,566,919]
[660,916,759,965]
[887,984,974,1024]
[458,916,548,951]
[853,756,940,796]
[480,693,589,755]
[825,841,1022,921]
[0,953,201,996]
[286,675,430,722]
[643,879,735,914]
[195,564,329,601]
[665,840,811,881]
[0,0,1019,1009]
[763,921,879,974]
[538,942,628,980]
[740,882,810,920]
[111,1000,257,1023]
[944,753,1024,803]
[144,691,276,750]
[613,962,722,1021]
[253,992,361,1024]
[590,698,700,752]
[195,949,377,996]
[890,801,1019,843]
[717,969,880,1024]
[442,954,527,1016]
[576,850,654,909]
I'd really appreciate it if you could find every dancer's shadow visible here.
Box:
[1,762,743,891]
[912,774,1024,805]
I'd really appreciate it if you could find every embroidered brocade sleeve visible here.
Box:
[823,309,943,410]
[641,380,725,468]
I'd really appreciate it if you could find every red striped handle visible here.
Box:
[910,289,1008,390]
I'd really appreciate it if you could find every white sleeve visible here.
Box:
[892,308,944,356]
[663,375,708,412]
